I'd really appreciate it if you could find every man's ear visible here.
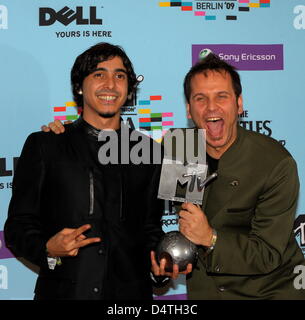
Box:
[237,95,243,115]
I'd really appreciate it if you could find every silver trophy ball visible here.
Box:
[156,231,198,272]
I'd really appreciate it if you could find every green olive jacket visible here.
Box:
[187,126,305,300]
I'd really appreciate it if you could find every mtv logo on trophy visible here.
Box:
[156,128,217,271]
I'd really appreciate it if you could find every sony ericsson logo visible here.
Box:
[39,6,103,26]
[192,44,284,71]
[0,5,8,29]
[199,48,212,60]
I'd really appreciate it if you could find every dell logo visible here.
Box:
[39,6,102,26]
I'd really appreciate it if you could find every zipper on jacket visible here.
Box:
[89,169,94,216]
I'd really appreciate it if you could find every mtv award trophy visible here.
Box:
[156,129,217,271]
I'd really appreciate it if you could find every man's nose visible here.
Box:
[103,75,115,89]
[206,99,217,111]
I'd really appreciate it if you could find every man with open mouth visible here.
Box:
[177,52,305,300]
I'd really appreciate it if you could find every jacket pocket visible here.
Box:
[223,207,254,229]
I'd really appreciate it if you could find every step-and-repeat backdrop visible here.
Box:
[0,0,305,299]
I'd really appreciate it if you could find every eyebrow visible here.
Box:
[93,67,127,74]
[192,91,230,98]
[217,91,230,95]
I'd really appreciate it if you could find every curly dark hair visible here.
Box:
[184,53,242,104]
[71,42,138,107]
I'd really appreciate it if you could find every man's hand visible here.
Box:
[41,119,72,134]
[46,224,101,257]
[179,202,213,247]
[150,251,192,280]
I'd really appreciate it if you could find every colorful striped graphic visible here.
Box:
[159,1,193,10]
[53,101,82,121]
[54,115,80,121]
[138,95,174,142]
[138,95,162,105]
[159,2,171,7]
[260,0,270,8]
[139,100,151,105]
[160,0,271,20]
[226,16,237,20]
[239,0,270,8]
[182,6,192,11]
[138,108,151,114]
[239,7,250,11]
[52,96,173,143]
[194,11,206,16]
[150,95,162,100]
[206,15,216,20]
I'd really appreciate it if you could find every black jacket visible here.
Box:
[4,119,164,300]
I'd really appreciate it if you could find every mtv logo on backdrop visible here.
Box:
[0,5,8,29]
[39,6,102,26]
[294,215,305,248]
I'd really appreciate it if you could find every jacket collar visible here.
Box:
[73,117,101,140]
[217,125,245,171]
[202,126,245,221]
[72,116,125,140]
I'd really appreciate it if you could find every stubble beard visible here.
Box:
[97,111,117,119]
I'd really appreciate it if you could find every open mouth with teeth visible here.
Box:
[206,117,224,138]
[97,95,118,103]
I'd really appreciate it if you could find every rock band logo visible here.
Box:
[39,6,102,26]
